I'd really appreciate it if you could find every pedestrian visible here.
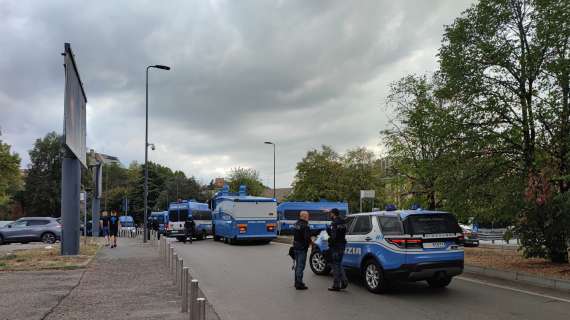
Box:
[184,216,195,244]
[109,210,120,248]
[326,208,348,291]
[292,210,312,290]
[100,211,110,246]
[152,218,160,240]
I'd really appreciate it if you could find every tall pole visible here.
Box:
[144,66,149,243]
[144,64,170,243]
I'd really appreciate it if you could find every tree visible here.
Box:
[0,139,22,216]
[341,147,385,212]
[23,132,63,216]
[437,0,570,261]
[289,146,344,202]
[227,167,265,196]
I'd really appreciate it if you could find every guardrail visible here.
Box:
[158,234,208,320]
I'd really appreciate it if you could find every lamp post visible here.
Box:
[264,141,276,200]
[144,64,170,243]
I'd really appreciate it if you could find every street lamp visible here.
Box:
[144,64,170,243]
[264,141,276,200]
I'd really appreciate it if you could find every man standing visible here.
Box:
[292,211,311,290]
[326,208,348,291]
[184,216,195,244]
[99,211,110,246]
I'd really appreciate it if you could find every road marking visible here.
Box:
[457,276,570,304]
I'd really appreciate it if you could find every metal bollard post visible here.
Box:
[178,258,183,296]
[181,267,189,313]
[196,298,206,320]
[189,279,198,320]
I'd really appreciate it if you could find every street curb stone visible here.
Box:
[464,265,570,293]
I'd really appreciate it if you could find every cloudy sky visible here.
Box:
[0,0,473,188]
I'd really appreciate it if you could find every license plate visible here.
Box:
[424,242,446,249]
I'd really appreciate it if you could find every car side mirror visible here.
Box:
[8,225,12,228]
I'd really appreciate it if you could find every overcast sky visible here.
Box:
[0,0,473,188]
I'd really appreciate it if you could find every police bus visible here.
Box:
[167,200,212,241]
[276,201,348,235]
[310,209,464,293]
[211,185,277,244]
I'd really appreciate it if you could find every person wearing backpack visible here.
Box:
[326,208,348,291]
[109,210,120,248]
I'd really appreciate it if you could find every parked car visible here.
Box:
[459,224,479,247]
[0,217,62,245]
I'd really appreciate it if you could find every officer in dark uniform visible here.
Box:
[326,208,348,291]
[184,216,195,244]
[292,210,311,290]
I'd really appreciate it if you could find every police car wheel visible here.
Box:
[309,250,331,275]
[363,260,388,294]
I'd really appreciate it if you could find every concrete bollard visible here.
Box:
[173,253,179,285]
[178,258,184,296]
[170,247,174,274]
[196,298,206,320]
[190,279,199,320]
[182,267,189,313]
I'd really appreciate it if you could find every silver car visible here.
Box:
[0,217,62,245]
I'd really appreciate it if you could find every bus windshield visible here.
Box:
[169,209,189,222]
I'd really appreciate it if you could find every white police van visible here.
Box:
[310,210,464,293]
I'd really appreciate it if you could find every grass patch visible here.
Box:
[465,247,570,280]
[0,238,102,272]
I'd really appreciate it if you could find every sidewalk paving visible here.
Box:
[0,237,219,320]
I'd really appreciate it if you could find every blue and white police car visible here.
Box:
[309,210,464,293]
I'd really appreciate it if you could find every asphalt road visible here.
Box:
[171,239,570,320]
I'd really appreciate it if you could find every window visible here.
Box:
[192,211,212,220]
[377,216,403,235]
[12,220,28,227]
[350,216,372,235]
[405,214,462,235]
[169,209,189,222]
[28,220,49,226]
[344,216,355,231]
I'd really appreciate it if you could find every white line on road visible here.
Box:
[457,276,570,304]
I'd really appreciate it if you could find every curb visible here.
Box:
[464,265,570,292]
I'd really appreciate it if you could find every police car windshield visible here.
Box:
[405,213,462,235]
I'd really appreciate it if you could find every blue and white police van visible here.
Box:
[310,210,464,293]
[211,185,277,244]
[167,200,212,241]
[277,201,348,235]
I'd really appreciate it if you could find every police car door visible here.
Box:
[343,215,373,268]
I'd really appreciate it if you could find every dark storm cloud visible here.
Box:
[0,0,473,187]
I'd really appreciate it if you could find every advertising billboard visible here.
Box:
[63,43,87,167]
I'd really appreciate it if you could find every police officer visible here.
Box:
[292,210,311,290]
[184,216,195,244]
[326,208,348,291]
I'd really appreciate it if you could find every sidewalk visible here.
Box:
[0,237,218,320]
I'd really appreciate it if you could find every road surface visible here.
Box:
[171,239,570,320]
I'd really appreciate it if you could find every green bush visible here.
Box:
[516,193,570,263]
